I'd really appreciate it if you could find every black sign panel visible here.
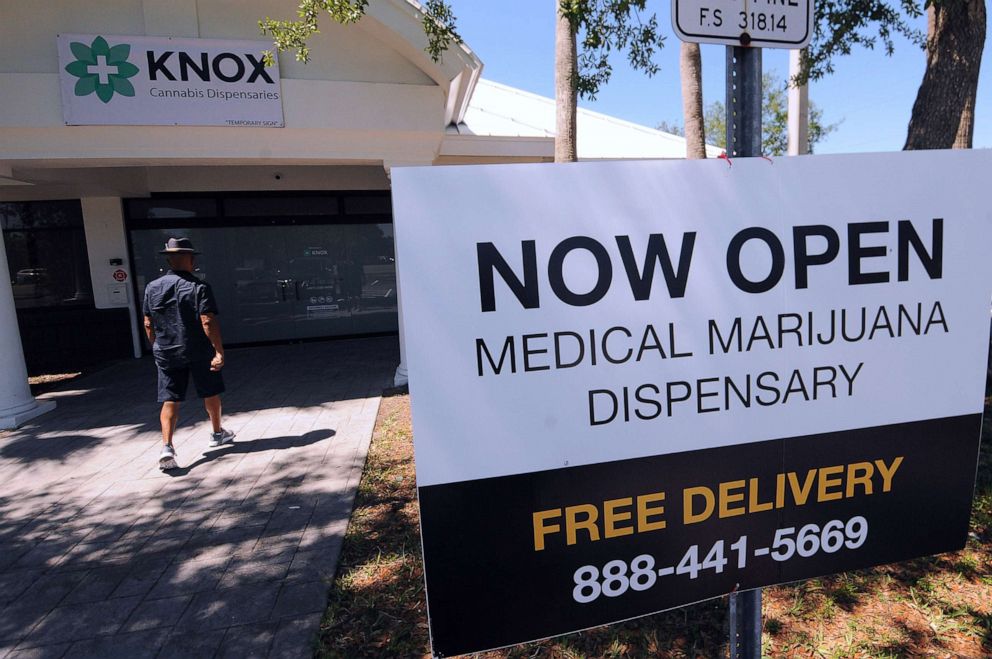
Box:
[419,414,981,657]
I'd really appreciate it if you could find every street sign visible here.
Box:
[392,150,992,658]
[672,0,813,48]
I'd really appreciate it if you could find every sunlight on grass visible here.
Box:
[317,393,992,658]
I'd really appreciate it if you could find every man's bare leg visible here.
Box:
[204,395,222,433]
[204,396,234,447]
[159,402,180,470]
[161,401,179,445]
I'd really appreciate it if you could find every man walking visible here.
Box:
[143,237,234,470]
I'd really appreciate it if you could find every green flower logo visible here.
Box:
[64,36,139,103]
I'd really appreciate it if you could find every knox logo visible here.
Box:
[58,34,284,127]
[145,50,274,84]
[64,36,138,103]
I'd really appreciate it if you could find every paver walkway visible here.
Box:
[0,337,398,658]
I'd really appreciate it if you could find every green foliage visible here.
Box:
[421,0,462,63]
[702,71,841,155]
[800,1,926,84]
[259,0,459,66]
[562,1,667,100]
[262,1,664,102]
[655,120,685,136]
[259,0,367,65]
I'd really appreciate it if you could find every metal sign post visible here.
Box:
[672,3,805,651]
[725,45,762,158]
[726,42,763,659]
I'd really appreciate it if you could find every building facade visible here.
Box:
[0,0,705,429]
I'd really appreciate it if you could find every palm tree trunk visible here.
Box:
[555,1,578,163]
[953,83,978,149]
[680,42,707,159]
[904,0,986,150]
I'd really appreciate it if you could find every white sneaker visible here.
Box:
[159,444,178,471]
[209,428,235,448]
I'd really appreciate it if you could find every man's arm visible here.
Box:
[200,313,225,371]
[143,315,155,346]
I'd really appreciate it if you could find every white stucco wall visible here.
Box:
[0,1,147,73]
[199,0,434,84]
[0,0,458,171]
[0,0,435,85]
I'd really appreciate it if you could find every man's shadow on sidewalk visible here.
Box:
[165,428,335,476]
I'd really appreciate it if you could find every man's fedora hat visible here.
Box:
[159,237,200,254]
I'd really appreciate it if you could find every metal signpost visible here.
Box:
[726,41,764,659]
[673,2,812,655]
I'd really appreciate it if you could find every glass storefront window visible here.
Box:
[127,192,398,345]
[131,223,397,344]
[223,196,339,217]
[1,201,94,309]
[126,198,218,220]
[343,195,391,216]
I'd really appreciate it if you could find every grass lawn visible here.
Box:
[315,392,992,658]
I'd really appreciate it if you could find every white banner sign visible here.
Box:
[392,151,992,657]
[57,34,283,127]
[395,151,992,488]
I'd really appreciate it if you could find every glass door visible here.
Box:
[283,223,398,338]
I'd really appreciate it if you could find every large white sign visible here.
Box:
[672,0,813,48]
[392,151,992,657]
[395,151,990,488]
[57,34,283,127]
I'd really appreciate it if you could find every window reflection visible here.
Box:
[1,201,94,309]
[130,223,397,344]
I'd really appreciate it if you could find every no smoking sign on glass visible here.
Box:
[672,0,813,48]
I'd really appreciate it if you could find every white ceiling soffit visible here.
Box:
[362,0,483,126]
[0,165,32,186]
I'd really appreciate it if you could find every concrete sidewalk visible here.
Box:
[0,337,398,658]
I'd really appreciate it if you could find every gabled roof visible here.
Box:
[445,79,723,160]
[363,0,483,125]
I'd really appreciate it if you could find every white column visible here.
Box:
[0,230,56,430]
[384,160,432,388]
[788,49,810,156]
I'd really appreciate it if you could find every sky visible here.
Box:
[451,1,991,154]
